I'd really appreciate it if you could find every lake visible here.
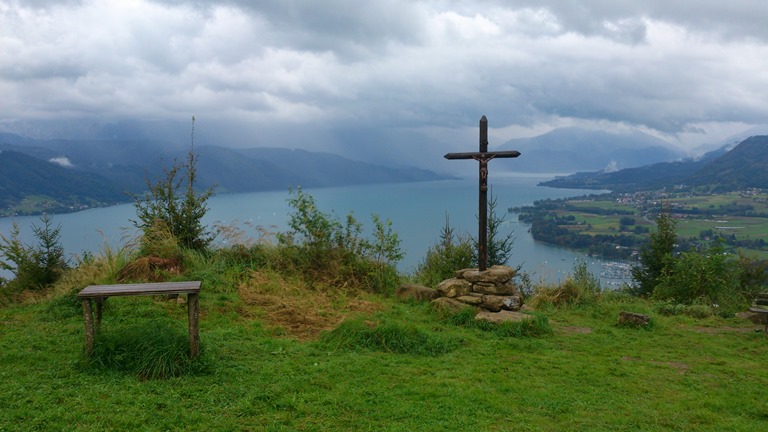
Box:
[0,175,630,286]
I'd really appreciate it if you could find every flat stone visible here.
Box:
[475,310,533,324]
[480,295,522,312]
[454,268,477,279]
[431,297,474,314]
[618,311,651,327]
[463,265,516,284]
[472,281,518,296]
[395,284,439,302]
[436,278,472,298]
[455,295,483,305]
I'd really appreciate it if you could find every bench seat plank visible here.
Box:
[78,281,200,298]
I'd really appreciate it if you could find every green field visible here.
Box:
[545,193,768,256]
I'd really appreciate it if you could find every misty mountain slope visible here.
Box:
[237,147,449,188]
[684,135,768,190]
[0,150,126,209]
[540,159,711,192]
[0,132,453,215]
[194,146,295,192]
[502,127,683,173]
[540,136,768,192]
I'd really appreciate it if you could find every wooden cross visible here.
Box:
[444,116,520,271]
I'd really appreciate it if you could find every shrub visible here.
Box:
[0,215,69,293]
[414,214,474,287]
[276,188,403,293]
[655,301,714,318]
[736,253,768,297]
[653,242,747,315]
[130,116,214,253]
[529,261,601,308]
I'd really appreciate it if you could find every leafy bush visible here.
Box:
[276,188,403,293]
[736,253,768,297]
[653,242,747,316]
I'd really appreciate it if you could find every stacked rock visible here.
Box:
[435,265,521,312]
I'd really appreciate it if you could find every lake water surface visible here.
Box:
[0,175,628,285]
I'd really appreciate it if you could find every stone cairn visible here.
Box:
[434,265,522,312]
[397,265,524,321]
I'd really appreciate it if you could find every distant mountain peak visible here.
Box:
[501,127,683,173]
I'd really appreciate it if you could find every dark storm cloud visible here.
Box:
[1,0,767,152]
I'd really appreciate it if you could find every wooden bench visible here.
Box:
[77,281,201,357]
[750,293,768,333]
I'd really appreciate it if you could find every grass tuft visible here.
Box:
[319,318,461,356]
[446,308,553,337]
[80,320,210,380]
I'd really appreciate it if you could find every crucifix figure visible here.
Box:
[444,116,521,271]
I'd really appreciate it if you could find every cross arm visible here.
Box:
[444,150,521,160]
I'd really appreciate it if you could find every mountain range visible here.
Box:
[0,133,452,216]
[540,135,768,192]
[500,127,684,173]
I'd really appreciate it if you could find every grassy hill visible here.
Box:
[1,256,767,430]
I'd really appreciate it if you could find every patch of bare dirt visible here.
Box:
[621,357,690,374]
[654,361,690,373]
[237,270,384,341]
[560,326,593,334]
[690,326,761,334]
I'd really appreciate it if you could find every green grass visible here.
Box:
[2,290,768,431]
[677,216,768,238]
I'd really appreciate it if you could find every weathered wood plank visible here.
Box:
[78,281,201,298]
[82,299,95,356]
[188,293,200,358]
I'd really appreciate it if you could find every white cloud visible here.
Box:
[49,156,74,167]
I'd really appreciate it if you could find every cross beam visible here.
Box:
[444,116,520,271]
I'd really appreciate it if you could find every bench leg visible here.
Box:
[95,297,104,331]
[188,293,200,358]
[82,299,95,356]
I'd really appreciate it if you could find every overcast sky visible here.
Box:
[2,0,768,163]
